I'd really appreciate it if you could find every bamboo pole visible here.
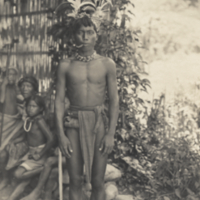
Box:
[58,149,63,200]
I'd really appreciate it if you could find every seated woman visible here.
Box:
[7,95,54,200]
[0,68,23,190]
[0,74,39,191]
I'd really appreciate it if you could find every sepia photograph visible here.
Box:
[0,0,200,200]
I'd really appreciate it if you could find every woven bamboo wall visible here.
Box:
[0,0,62,92]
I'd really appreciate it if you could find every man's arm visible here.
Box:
[100,58,119,155]
[55,61,66,140]
[55,60,73,158]
[106,58,119,136]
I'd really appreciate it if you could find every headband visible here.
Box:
[18,76,39,92]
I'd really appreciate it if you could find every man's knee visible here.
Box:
[91,177,104,190]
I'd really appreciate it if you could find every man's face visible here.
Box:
[74,25,97,50]
[27,100,41,117]
[20,82,34,99]
[7,69,17,85]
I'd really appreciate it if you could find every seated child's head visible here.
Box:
[26,95,45,118]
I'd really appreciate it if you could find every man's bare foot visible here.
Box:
[0,179,9,191]
[20,191,41,200]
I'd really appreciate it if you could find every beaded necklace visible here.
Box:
[75,51,97,62]
[24,117,32,132]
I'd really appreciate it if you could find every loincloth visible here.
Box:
[20,144,47,171]
[64,104,108,183]
[0,112,23,152]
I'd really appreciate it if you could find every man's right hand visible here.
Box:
[59,135,73,158]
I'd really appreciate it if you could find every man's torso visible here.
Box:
[65,55,108,107]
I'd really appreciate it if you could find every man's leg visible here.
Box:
[90,123,107,200]
[65,128,84,200]
[0,149,9,190]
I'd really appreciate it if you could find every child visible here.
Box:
[7,95,54,200]
[0,67,23,190]
[21,148,68,200]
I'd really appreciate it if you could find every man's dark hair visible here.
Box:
[26,95,45,112]
[72,15,97,35]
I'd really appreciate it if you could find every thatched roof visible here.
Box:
[0,0,61,92]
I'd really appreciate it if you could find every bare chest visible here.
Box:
[25,121,40,136]
[66,61,106,85]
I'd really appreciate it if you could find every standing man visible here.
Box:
[55,15,119,200]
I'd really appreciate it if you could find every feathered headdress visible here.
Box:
[54,0,113,32]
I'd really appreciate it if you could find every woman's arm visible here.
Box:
[0,78,8,103]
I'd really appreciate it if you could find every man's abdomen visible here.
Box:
[67,83,106,107]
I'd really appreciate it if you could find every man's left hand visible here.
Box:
[99,134,114,156]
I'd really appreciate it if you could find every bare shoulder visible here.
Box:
[35,116,48,130]
[58,58,72,73]
[97,55,116,73]
[34,115,45,124]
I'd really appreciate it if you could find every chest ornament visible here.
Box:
[75,51,97,62]
[24,117,33,132]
